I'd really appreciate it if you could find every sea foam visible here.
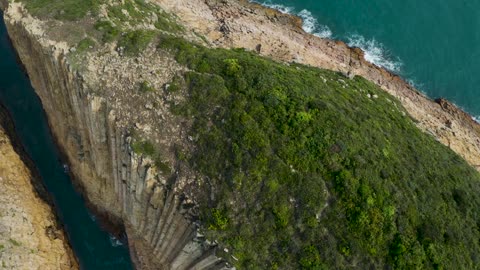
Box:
[109,235,124,247]
[298,9,332,38]
[474,116,480,124]
[347,34,402,72]
[253,1,332,38]
[253,1,401,72]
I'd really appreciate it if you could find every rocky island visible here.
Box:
[1,0,479,269]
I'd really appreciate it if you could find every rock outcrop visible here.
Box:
[1,2,230,269]
[0,108,77,270]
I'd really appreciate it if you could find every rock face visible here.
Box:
[0,108,77,269]
[1,2,229,269]
[2,0,480,269]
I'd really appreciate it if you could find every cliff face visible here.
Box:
[2,0,480,269]
[1,2,228,269]
[0,108,77,269]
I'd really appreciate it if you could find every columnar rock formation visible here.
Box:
[1,2,230,269]
[0,109,77,270]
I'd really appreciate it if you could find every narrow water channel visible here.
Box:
[0,13,133,270]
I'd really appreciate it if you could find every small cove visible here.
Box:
[0,13,133,270]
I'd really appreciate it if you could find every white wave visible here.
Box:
[473,116,480,123]
[314,25,333,39]
[254,2,398,70]
[298,9,332,38]
[252,1,332,38]
[298,9,316,33]
[109,235,124,247]
[261,3,294,14]
[347,34,402,72]
[406,78,426,93]
[88,212,96,222]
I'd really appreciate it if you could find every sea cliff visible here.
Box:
[1,0,479,269]
[1,1,227,269]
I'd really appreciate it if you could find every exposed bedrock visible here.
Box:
[1,4,228,270]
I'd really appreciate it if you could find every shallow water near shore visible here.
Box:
[0,13,133,270]
[257,0,480,119]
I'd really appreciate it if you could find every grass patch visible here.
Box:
[94,20,120,43]
[154,11,183,33]
[22,0,103,20]
[131,139,171,175]
[132,140,156,156]
[76,38,95,53]
[118,30,156,56]
[107,0,182,32]
[158,36,480,269]
[139,81,155,93]
[8,239,20,247]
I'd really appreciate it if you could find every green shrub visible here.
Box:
[223,58,241,76]
[154,12,183,33]
[76,38,95,53]
[299,246,326,270]
[208,208,229,231]
[118,30,156,56]
[94,20,120,43]
[139,81,155,93]
[131,139,172,176]
[8,239,20,247]
[158,34,480,269]
[131,140,156,156]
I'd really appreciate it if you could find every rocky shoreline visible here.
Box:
[0,105,77,269]
[156,0,480,170]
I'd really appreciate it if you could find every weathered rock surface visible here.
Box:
[0,109,77,269]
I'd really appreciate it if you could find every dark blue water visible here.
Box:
[258,0,480,120]
[0,13,133,270]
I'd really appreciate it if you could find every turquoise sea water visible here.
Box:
[0,13,133,269]
[257,0,480,120]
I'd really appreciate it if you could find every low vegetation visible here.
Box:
[24,0,182,57]
[76,38,95,53]
[131,138,171,176]
[22,0,103,20]
[118,30,156,56]
[139,81,155,93]
[158,36,480,269]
